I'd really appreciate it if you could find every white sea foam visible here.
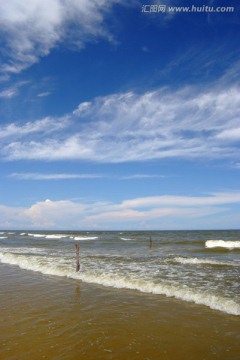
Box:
[171,257,235,266]
[0,236,7,239]
[205,240,240,249]
[27,233,70,239]
[28,233,47,238]
[0,251,239,316]
[0,252,71,277]
[79,273,240,316]
[120,237,133,241]
[0,247,49,255]
[74,236,98,241]
[45,234,68,239]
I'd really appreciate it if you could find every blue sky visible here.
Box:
[0,0,240,230]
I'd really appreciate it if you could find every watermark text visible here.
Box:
[141,4,235,13]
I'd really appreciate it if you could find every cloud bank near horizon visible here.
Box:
[0,191,239,230]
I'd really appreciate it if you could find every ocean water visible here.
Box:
[0,230,239,359]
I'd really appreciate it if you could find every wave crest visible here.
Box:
[205,240,240,249]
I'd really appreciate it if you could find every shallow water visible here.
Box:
[0,230,239,315]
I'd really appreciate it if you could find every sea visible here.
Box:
[0,230,239,360]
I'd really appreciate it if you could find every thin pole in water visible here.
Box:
[75,242,80,272]
[149,236,152,249]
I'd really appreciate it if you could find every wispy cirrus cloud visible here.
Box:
[0,191,239,229]
[0,80,29,99]
[216,127,240,140]
[119,174,166,180]
[9,172,164,181]
[1,84,240,163]
[0,87,18,99]
[0,116,69,139]
[121,192,240,209]
[37,92,51,98]
[10,172,103,180]
[87,191,240,226]
[0,0,125,75]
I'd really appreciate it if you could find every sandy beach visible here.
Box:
[1,261,239,360]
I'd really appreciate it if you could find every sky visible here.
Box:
[0,0,240,230]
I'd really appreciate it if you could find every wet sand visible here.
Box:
[1,263,239,360]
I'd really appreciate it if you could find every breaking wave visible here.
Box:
[205,240,240,249]
[0,251,239,316]
[74,236,98,241]
[168,256,236,266]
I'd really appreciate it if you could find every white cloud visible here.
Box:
[2,85,240,162]
[22,199,86,228]
[86,206,225,224]
[0,116,69,139]
[10,172,103,180]
[216,127,240,140]
[121,192,240,208]
[119,174,165,180]
[3,134,95,160]
[0,192,239,230]
[37,92,51,97]
[86,192,240,226]
[0,87,17,99]
[9,172,162,180]
[0,204,26,228]
[0,0,124,74]
[0,80,29,99]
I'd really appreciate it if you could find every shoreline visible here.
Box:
[1,263,239,360]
